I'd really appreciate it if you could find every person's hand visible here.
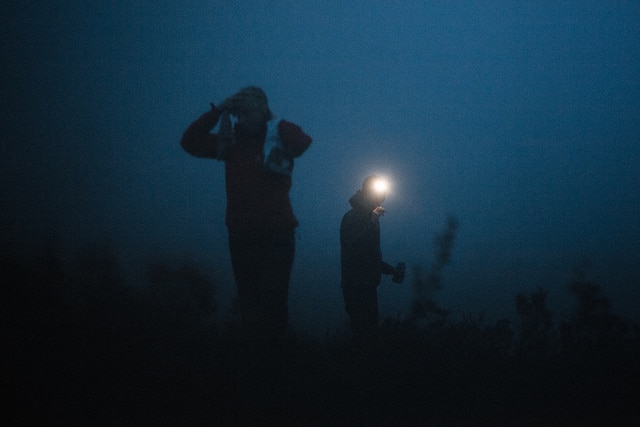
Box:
[218,95,239,113]
[372,206,385,216]
[392,261,405,284]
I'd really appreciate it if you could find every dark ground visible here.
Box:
[3,243,639,426]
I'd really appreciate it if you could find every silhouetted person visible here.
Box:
[181,86,311,342]
[340,175,404,346]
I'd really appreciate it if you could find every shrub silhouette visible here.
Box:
[561,274,636,362]
[410,215,457,323]
[515,287,555,359]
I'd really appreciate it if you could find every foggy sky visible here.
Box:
[3,1,639,333]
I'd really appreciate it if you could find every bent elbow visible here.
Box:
[180,132,193,153]
[180,129,203,157]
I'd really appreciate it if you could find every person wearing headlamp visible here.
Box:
[340,175,405,346]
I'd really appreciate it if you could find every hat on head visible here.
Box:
[233,86,272,120]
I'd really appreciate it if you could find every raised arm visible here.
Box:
[180,106,222,159]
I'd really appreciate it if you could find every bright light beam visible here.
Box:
[372,177,389,194]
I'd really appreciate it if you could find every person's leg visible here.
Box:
[342,285,379,346]
[229,230,262,337]
[259,228,295,340]
[230,229,295,419]
[229,228,295,341]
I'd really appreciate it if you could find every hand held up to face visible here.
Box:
[372,206,385,216]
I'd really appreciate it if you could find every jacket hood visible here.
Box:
[348,190,378,214]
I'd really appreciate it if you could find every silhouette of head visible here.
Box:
[232,86,273,121]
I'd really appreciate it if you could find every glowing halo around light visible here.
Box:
[372,176,389,194]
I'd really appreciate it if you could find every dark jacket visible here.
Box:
[180,107,311,232]
[340,191,395,288]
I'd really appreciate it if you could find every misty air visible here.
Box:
[3,2,639,424]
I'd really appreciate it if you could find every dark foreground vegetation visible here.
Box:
[3,240,639,426]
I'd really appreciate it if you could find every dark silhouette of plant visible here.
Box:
[561,273,634,361]
[410,215,457,323]
[515,287,555,359]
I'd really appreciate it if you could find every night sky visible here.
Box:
[4,1,639,335]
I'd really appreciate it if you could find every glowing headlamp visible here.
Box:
[371,177,389,195]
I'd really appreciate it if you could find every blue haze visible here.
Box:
[3,1,639,335]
